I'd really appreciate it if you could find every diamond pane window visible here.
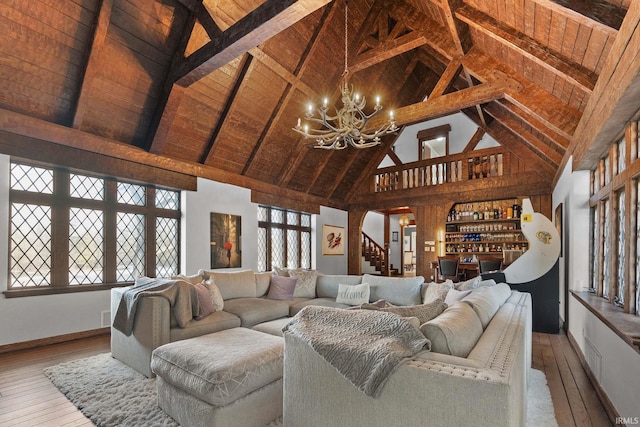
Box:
[287,212,298,226]
[301,231,311,269]
[603,199,610,298]
[69,208,104,284]
[287,229,299,268]
[156,217,178,278]
[591,206,599,292]
[271,228,284,268]
[117,213,145,281]
[616,191,625,306]
[257,227,267,272]
[156,189,179,210]
[604,155,610,185]
[301,214,311,227]
[10,203,51,287]
[258,206,268,222]
[70,174,104,200]
[618,139,626,174]
[118,182,146,206]
[592,169,599,195]
[11,163,53,193]
[271,208,284,224]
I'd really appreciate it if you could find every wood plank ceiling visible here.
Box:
[0,0,630,212]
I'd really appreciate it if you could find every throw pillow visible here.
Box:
[266,275,297,301]
[454,276,481,291]
[444,288,472,305]
[203,280,224,311]
[273,266,291,276]
[288,269,318,298]
[336,283,370,305]
[422,281,453,304]
[193,283,214,320]
[378,300,448,325]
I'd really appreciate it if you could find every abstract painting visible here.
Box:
[322,224,344,255]
[210,212,241,268]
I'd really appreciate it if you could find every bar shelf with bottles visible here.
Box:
[445,199,527,256]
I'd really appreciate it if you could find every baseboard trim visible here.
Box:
[567,330,620,425]
[0,327,110,354]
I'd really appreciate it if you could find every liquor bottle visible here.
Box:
[473,205,479,220]
[484,204,491,220]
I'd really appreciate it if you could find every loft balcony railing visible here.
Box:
[372,147,511,193]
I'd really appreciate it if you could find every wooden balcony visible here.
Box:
[372,147,511,193]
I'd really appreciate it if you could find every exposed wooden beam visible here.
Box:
[0,108,345,210]
[456,4,598,93]
[485,103,564,166]
[201,55,253,164]
[428,57,463,98]
[462,127,485,153]
[72,0,114,129]
[385,147,403,166]
[325,151,361,199]
[349,31,428,73]
[461,48,582,141]
[438,0,466,56]
[147,11,198,153]
[196,3,223,40]
[171,0,332,87]
[249,49,316,98]
[366,71,522,129]
[175,0,201,13]
[567,0,640,172]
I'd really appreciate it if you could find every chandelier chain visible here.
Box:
[343,0,348,77]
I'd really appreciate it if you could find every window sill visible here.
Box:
[3,282,132,298]
[571,290,640,354]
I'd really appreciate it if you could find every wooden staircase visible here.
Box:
[361,232,399,276]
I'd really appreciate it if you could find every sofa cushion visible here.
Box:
[316,274,362,298]
[223,298,289,327]
[444,287,472,305]
[200,269,257,300]
[420,302,483,357]
[266,275,296,301]
[169,310,241,342]
[461,283,512,328]
[172,273,207,285]
[288,269,317,298]
[288,297,350,316]
[255,272,272,297]
[362,274,424,306]
[336,283,370,305]
[422,281,453,304]
[152,328,283,407]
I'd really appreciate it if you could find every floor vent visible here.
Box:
[101,310,111,328]
[584,336,602,383]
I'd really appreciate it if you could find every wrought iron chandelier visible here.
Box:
[292,0,397,150]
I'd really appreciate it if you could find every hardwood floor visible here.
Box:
[0,332,612,426]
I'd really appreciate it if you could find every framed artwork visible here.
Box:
[210,212,242,268]
[392,231,399,242]
[555,203,563,257]
[322,224,344,255]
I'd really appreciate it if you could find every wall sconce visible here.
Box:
[398,215,410,227]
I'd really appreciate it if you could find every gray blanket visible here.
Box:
[113,277,199,336]
[283,306,429,397]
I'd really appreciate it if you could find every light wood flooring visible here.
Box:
[0,332,612,426]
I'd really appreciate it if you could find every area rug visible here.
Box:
[45,353,557,426]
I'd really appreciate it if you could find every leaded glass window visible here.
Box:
[258,206,312,271]
[69,208,104,284]
[603,199,610,298]
[604,155,610,185]
[591,206,599,292]
[8,161,181,292]
[616,190,625,307]
[592,169,599,195]
[618,138,626,174]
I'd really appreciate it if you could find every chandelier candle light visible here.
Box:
[293,0,397,149]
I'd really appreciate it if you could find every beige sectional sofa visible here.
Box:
[110,269,425,377]
[284,284,532,427]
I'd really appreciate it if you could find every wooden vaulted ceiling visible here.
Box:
[0,0,633,212]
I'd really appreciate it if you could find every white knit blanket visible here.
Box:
[284,306,429,397]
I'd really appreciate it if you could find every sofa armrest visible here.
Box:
[110,287,171,377]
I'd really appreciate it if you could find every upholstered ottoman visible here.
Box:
[151,327,284,427]
[251,317,291,337]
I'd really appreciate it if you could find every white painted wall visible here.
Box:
[379,112,500,167]
[554,157,640,421]
[0,167,347,346]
